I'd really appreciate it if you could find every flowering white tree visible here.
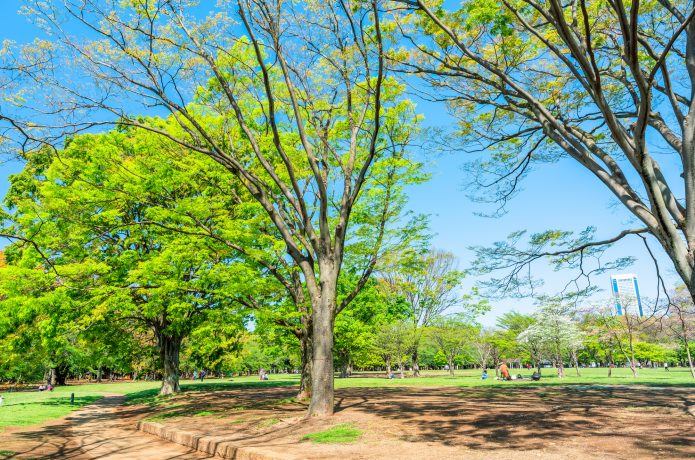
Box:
[520,303,584,378]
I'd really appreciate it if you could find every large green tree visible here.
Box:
[2,130,254,394]
[10,0,425,416]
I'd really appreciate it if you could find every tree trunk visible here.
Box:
[555,357,565,378]
[411,348,421,377]
[308,278,336,417]
[159,334,182,396]
[385,356,392,378]
[628,340,639,378]
[448,357,455,376]
[398,358,405,379]
[571,349,581,377]
[685,339,695,379]
[339,358,348,379]
[48,368,56,386]
[297,332,313,400]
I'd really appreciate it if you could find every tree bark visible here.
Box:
[385,356,392,378]
[629,337,639,378]
[571,349,581,377]
[447,357,455,376]
[297,332,313,400]
[158,334,182,396]
[308,276,336,417]
[555,356,565,378]
[684,339,695,379]
[411,348,421,377]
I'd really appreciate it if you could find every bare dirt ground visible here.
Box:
[135,384,695,459]
[2,385,694,459]
[0,395,211,459]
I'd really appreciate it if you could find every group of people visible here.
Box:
[481,362,541,381]
[192,370,207,381]
[259,369,269,380]
[38,383,54,391]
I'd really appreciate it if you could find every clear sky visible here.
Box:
[0,0,682,326]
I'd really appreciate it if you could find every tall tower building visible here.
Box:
[610,274,643,317]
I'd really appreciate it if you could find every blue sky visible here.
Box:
[0,0,682,326]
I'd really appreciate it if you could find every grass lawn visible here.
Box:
[0,381,158,430]
[1,366,692,431]
[302,423,363,444]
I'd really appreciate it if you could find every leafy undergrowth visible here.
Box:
[302,424,363,444]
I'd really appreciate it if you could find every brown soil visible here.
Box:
[2,385,693,459]
[139,384,695,459]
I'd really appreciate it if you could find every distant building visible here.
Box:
[610,274,643,316]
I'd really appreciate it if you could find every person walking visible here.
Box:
[193,370,197,381]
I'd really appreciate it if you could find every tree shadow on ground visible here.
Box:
[334,385,695,457]
[2,396,208,459]
[125,380,297,406]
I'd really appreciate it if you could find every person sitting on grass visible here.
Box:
[481,369,488,380]
[499,361,511,381]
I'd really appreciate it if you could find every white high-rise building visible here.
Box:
[610,274,643,317]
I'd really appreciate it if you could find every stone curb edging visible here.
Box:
[137,420,299,460]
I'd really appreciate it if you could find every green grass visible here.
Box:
[302,423,362,444]
[0,390,103,430]
[1,367,691,431]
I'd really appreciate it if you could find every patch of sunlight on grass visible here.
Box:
[302,424,363,444]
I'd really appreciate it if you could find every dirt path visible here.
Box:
[1,395,211,459]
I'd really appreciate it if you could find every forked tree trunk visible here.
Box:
[159,334,182,396]
[308,276,337,417]
[447,357,455,376]
[297,332,313,400]
[411,348,421,377]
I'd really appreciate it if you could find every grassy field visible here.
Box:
[1,367,692,431]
